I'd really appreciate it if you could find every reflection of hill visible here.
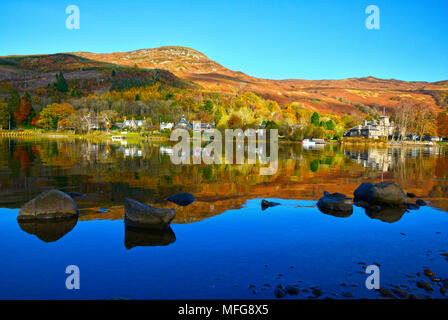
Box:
[1,138,448,222]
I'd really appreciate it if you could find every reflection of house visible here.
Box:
[120,146,143,157]
[160,122,174,130]
[345,116,395,139]
[344,149,392,172]
[120,119,146,130]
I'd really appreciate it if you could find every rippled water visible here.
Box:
[0,138,447,299]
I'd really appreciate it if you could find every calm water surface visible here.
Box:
[0,138,447,299]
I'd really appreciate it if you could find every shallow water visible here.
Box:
[0,138,447,299]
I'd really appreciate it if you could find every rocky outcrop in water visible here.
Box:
[17,189,79,221]
[261,200,280,211]
[165,193,195,206]
[354,182,407,206]
[124,198,176,230]
[317,192,353,216]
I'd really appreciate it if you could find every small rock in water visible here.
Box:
[407,192,416,198]
[285,285,299,296]
[165,193,195,206]
[424,269,435,278]
[416,199,427,206]
[248,284,255,288]
[274,287,286,299]
[261,200,280,211]
[341,292,353,298]
[416,280,433,292]
[312,288,322,297]
[392,289,410,299]
[377,288,395,298]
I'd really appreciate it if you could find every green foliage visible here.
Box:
[55,72,68,93]
[0,102,9,129]
[311,112,320,126]
[324,119,335,130]
[110,78,154,91]
[199,100,214,113]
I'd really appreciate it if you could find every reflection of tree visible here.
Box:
[1,137,448,215]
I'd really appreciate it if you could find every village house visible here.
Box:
[175,115,215,132]
[345,116,395,139]
[160,122,174,130]
[119,119,146,130]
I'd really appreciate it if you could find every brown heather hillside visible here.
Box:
[72,46,448,116]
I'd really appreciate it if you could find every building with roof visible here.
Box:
[345,116,395,139]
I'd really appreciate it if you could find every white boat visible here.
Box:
[301,139,315,146]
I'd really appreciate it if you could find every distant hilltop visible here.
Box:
[1,45,447,116]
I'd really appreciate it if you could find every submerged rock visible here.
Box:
[124,198,176,230]
[165,193,195,206]
[365,206,406,223]
[18,218,78,242]
[406,203,420,210]
[317,192,353,217]
[416,280,433,292]
[354,182,407,206]
[18,189,79,221]
[285,285,299,295]
[124,226,176,249]
[274,287,286,298]
[416,199,427,206]
[261,200,280,211]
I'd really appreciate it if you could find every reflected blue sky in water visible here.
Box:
[1,199,447,299]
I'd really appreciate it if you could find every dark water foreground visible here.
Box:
[0,138,447,299]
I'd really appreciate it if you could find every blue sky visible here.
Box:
[0,0,447,81]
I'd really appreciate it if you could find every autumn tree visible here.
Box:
[14,93,35,126]
[437,112,448,138]
[38,103,75,129]
[99,110,118,132]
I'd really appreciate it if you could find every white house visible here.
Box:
[160,122,174,130]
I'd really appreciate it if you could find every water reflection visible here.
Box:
[364,206,407,223]
[1,137,448,223]
[18,218,78,242]
[124,226,176,249]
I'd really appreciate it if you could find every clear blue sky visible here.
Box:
[0,0,447,81]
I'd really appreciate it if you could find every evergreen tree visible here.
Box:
[7,89,20,128]
[55,72,68,93]
[311,112,320,126]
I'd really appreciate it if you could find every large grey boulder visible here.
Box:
[17,190,79,221]
[354,182,407,206]
[317,192,353,217]
[124,198,176,230]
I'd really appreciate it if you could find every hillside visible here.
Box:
[0,53,193,96]
[72,46,448,116]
